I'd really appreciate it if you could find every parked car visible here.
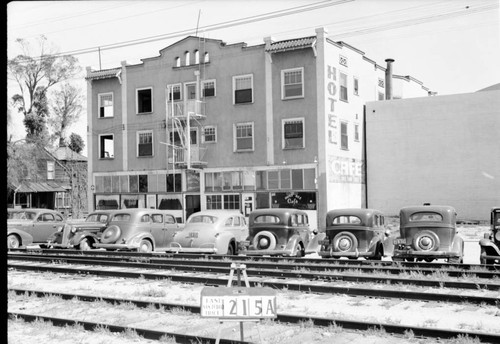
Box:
[393,204,464,263]
[240,208,314,257]
[7,208,65,249]
[479,206,500,265]
[306,208,390,260]
[46,210,116,250]
[94,208,183,252]
[164,210,248,255]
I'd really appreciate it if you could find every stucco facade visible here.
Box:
[365,88,500,221]
[86,28,429,229]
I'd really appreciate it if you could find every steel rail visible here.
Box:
[9,288,500,344]
[8,261,500,305]
[8,312,250,344]
[10,250,500,279]
[8,253,500,291]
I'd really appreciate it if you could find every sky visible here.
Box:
[7,0,500,156]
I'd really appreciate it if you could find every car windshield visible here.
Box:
[254,215,281,224]
[110,214,131,222]
[86,213,109,223]
[409,212,443,222]
[331,215,361,225]
[189,215,217,224]
[9,211,37,220]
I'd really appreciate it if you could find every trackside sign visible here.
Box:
[200,287,277,319]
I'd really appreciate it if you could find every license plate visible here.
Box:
[393,238,406,245]
[188,232,198,238]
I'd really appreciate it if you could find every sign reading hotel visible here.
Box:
[326,64,338,145]
[201,287,277,319]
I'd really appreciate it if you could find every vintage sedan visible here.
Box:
[479,206,500,265]
[241,208,314,257]
[164,210,248,255]
[393,204,464,263]
[7,208,65,248]
[46,210,116,250]
[94,208,183,252]
[306,208,390,260]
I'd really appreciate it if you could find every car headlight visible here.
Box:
[495,231,500,242]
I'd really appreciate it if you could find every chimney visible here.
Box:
[385,58,394,100]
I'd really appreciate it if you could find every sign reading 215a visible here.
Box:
[200,287,277,319]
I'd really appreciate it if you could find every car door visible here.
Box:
[161,214,180,248]
[32,213,64,243]
[149,213,166,248]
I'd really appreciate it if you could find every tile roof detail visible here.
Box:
[266,36,316,53]
[85,68,121,81]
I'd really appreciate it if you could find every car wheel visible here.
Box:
[412,231,440,252]
[138,239,153,253]
[227,242,234,256]
[405,258,415,262]
[253,231,277,250]
[101,225,121,244]
[78,238,92,251]
[332,232,358,253]
[294,243,304,257]
[424,258,434,263]
[7,235,20,249]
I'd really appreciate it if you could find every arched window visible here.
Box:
[185,51,190,66]
[194,50,199,64]
[204,52,210,63]
[175,57,180,67]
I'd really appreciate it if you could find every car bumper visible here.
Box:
[393,249,461,258]
[317,250,375,258]
[242,249,294,256]
[163,242,218,254]
[94,243,139,250]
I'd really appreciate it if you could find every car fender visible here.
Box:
[479,239,500,255]
[214,232,236,254]
[450,235,464,255]
[69,231,100,246]
[284,234,303,252]
[305,232,326,254]
[46,231,63,244]
[7,228,33,246]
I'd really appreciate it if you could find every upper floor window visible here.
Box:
[204,52,210,63]
[353,77,359,96]
[202,80,216,97]
[354,124,360,142]
[47,161,55,180]
[340,122,348,150]
[137,131,153,157]
[194,50,199,64]
[137,87,153,114]
[98,93,113,118]
[234,122,254,151]
[282,68,304,99]
[282,118,304,149]
[202,126,217,143]
[167,84,181,101]
[175,57,181,67]
[99,134,114,159]
[233,74,253,104]
[340,72,348,102]
[185,51,190,66]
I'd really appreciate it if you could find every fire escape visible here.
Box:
[166,71,207,169]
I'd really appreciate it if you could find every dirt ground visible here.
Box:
[7,266,500,344]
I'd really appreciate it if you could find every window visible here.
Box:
[204,52,210,63]
[353,77,359,96]
[166,173,181,192]
[202,80,216,97]
[234,122,254,151]
[175,57,180,67]
[99,134,114,158]
[137,131,153,157]
[167,84,181,101]
[233,74,253,104]
[47,161,55,180]
[137,87,153,114]
[354,124,360,142]
[185,51,190,66]
[98,93,113,118]
[185,82,197,100]
[283,118,304,149]
[378,92,385,101]
[340,72,348,102]
[194,50,199,64]
[207,194,241,210]
[340,122,348,150]
[203,126,217,143]
[282,68,304,99]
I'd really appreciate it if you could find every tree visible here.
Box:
[8,35,81,141]
[49,83,83,145]
[68,133,85,154]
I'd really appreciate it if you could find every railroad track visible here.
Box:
[8,288,500,343]
[8,251,500,305]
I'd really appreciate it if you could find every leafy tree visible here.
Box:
[49,83,83,145]
[68,132,85,154]
[8,35,81,141]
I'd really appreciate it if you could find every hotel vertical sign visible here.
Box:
[326,65,338,145]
